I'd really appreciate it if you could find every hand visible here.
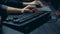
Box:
[24,9,32,12]
[21,9,32,13]
[23,0,44,7]
[23,5,36,10]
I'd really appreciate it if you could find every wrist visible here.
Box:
[21,9,24,13]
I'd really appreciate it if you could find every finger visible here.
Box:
[24,9,32,12]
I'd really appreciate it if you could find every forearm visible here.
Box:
[23,2,31,4]
[23,1,36,5]
[23,2,35,5]
[1,5,22,13]
[7,6,22,13]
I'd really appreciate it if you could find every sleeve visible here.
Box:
[0,4,1,16]
[0,4,8,15]
[0,4,8,21]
